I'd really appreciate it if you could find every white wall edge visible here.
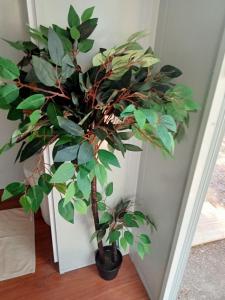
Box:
[26,0,59,263]
[159,27,225,300]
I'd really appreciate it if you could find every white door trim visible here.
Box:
[160,27,225,300]
[26,0,59,263]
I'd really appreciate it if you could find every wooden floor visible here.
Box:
[0,199,149,300]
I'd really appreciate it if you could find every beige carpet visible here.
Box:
[0,208,35,281]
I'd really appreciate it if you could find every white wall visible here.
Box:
[0,0,28,187]
[130,1,225,300]
[31,0,160,273]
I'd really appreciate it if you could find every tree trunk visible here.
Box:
[91,177,105,263]
[112,242,118,263]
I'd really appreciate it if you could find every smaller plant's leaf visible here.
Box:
[120,237,128,251]
[50,162,75,183]
[17,94,45,110]
[134,109,146,128]
[105,182,113,197]
[99,212,113,224]
[98,201,106,211]
[156,125,174,153]
[81,6,95,22]
[58,198,74,223]
[160,115,177,133]
[120,104,135,117]
[137,242,145,260]
[0,56,19,80]
[1,182,25,201]
[123,213,138,227]
[124,231,134,245]
[140,234,151,244]
[74,198,88,214]
[160,65,182,79]
[108,230,120,243]
[68,5,80,28]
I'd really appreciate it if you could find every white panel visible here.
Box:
[0,0,28,186]
[130,1,225,300]
[33,0,159,273]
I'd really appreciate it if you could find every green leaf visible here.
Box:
[64,182,76,206]
[68,5,80,27]
[3,39,25,50]
[77,141,94,165]
[109,230,120,243]
[58,199,74,223]
[70,26,80,39]
[74,198,88,214]
[2,182,25,201]
[99,212,113,224]
[105,182,113,197]
[55,183,67,194]
[123,213,138,227]
[0,84,19,104]
[78,39,94,53]
[27,185,44,213]
[124,144,142,152]
[61,54,75,80]
[98,201,106,211]
[98,149,120,168]
[19,195,32,213]
[50,162,75,183]
[184,99,200,111]
[160,65,182,79]
[124,231,134,245]
[17,94,45,110]
[120,237,128,251]
[32,56,56,87]
[140,234,151,244]
[137,242,145,260]
[77,171,91,199]
[94,163,107,186]
[20,138,45,162]
[57,116,84,136]
[156,125,174,153]
[29,110,41,125]
[120,104,135,117]
[144,109,158,126]
[78,18,98,40]
[134,109,146,128]
[38,173,52,195]
[54,144,79,162]
[47,102,62,126]
[48,28,65,66]
[81,6,95,22]
[118,131,133,140]
[134,211,146,225]
[0,56,19,80]
[160,115,177,132]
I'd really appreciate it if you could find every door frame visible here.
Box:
[160,27,225,300]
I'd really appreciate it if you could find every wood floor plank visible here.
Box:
[0,212,149,300]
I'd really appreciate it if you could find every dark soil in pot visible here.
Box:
[95,246,123,280]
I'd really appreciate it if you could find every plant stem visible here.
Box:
[91,177,105,263]
[112,242,118,263]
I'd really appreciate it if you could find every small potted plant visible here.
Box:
[0,5,199,280]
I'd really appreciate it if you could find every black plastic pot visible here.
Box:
[95,246,123,280]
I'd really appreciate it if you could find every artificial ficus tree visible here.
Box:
[0,5,199,265]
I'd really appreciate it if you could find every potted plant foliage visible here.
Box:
[0,5,199,280]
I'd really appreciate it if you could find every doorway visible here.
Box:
[178,136,225,298]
